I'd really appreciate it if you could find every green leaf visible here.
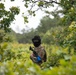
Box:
[10,7,20,15]
[60,59,68,66]
[56,50,63,55]
[0,3,5,9]
[24,16,28,23]
[38,1,44,7]
[64,55,71,61]
[25,4,28,8]
[2,42,8,49]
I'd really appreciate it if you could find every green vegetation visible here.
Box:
[0,42,76,75]
[0,3,19,32]
[0,0,76,75]
[0,22,76,74]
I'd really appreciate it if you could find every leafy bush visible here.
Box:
[0,43,76,75]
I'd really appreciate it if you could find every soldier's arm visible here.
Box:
[39,48,45,59]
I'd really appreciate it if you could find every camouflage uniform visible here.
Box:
[30,45,46,65]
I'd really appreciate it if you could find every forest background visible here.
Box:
[0,0,76,75]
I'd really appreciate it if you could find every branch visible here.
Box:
[44,0,60,5]
[31,0,60,5]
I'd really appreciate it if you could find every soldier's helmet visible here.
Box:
[32,35,41,47]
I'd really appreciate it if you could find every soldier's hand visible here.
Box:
[29,46,32,50]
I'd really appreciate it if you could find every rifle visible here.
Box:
[29,46,42,63]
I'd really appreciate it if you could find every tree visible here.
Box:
[36,15,60,34]
[23,0,76,26]
[62,21,76,54]
[16,28,38,43]
[1,0,76,31]
[0,3,20,32]
[58,0,76,25]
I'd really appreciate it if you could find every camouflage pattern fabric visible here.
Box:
[30,45,46,64]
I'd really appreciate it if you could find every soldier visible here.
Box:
[29,35,47,66]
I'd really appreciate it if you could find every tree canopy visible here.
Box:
[0,0,76,32]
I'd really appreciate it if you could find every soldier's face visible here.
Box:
[33,42,41,47]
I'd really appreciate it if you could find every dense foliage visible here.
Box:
[0,43,76,75]
[0,22,76,74]
[0,0,76,75]
[0,3,19,32]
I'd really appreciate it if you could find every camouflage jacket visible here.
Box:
[33,45,46,61]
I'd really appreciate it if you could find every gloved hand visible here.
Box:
[29,46,32,50]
